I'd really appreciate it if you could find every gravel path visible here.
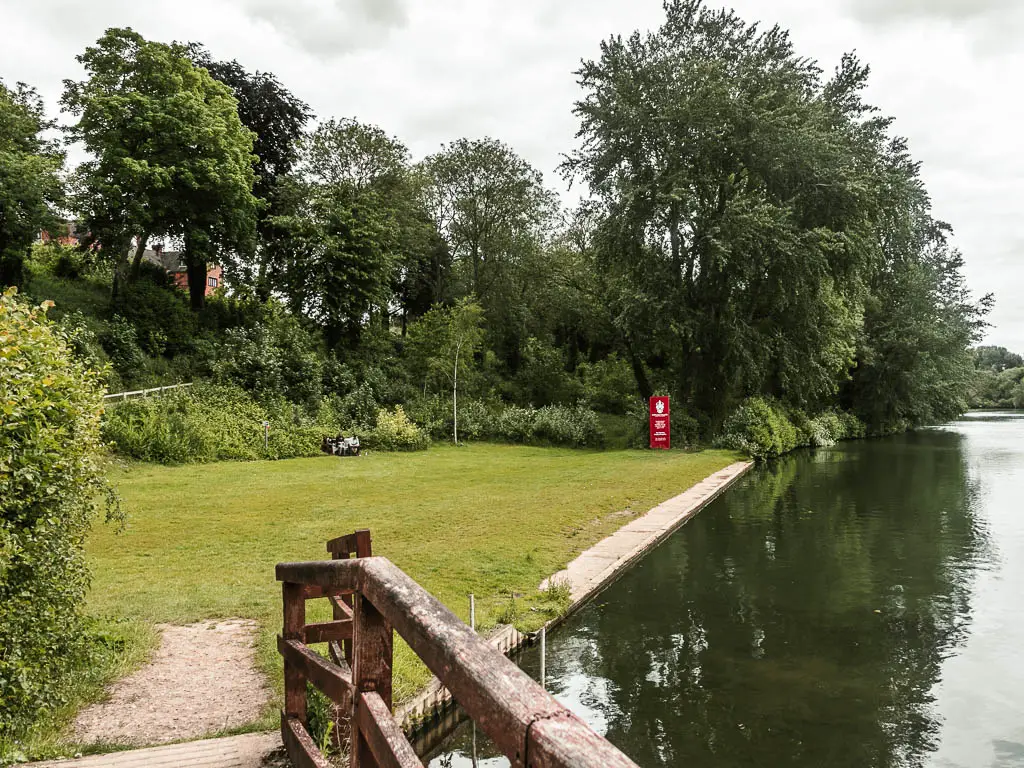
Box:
[73,619,270,747]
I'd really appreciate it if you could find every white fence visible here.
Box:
[103,382,193,402]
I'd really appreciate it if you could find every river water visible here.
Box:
[428,412,1024,768]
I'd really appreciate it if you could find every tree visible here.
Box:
[565,1,984,430]
[420,138,558,364]
[268,175,395,348]
[270,118,440,345]
[0,82,64,288]
[62,28,259,309]
[187,44,312,298]
[405,298,485,443]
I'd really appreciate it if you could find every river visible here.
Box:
[428,412,1024,767]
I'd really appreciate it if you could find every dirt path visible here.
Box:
[74,620,270,747]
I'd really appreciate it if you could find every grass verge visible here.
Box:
[41,443,739,757]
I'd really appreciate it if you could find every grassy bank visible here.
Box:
[59,444,737,753]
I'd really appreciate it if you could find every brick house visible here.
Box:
[140,245,223,296]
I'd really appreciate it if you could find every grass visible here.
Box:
[46,443,739,756]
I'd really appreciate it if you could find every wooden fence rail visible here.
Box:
[277,529,638,768]
[103,382,193,402]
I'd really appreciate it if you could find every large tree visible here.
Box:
[268,119,415,347]
[187,44,312,298]
[566,2,923,425]
[0,82,64,288]
[62,28,259,309]
[421,138,558,365]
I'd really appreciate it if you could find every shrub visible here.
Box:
[718,397,798,460]
[341,382,380,429]
[363,406,430,452]
[115,279,197,356]
[0,289,119,750]
[100,315,147,385]
[102,384,345,464]
[212,315,324,405]
[718,398,866,460]
[511,337,582,407]
[456,399,494,441]
[495,405,536,443]
[533,405,604,448]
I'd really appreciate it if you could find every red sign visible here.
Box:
[649,396,670,450]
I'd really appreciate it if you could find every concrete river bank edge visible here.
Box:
[398,459,754,744]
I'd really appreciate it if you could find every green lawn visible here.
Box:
[82,444,737,736]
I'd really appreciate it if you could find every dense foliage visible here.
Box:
[6,5,991,466]
[969,346,1024,409]
[0,81,64,288]
[0,289,117,748]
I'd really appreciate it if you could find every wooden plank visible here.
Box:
[282,582,307,724]
[304,618,353,644]
[303,584,355,599]
[527,711,639,768]
[281,713,333,768]
[330,594,355,619]
[327,528,373,558]
[358,558,561,767]
[278,637,353,708]
[354,529,372,558]
[356,691,421,768]
[351,592,394,768]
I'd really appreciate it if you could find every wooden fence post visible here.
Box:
[282,581,307,726]
[351,592,393,768]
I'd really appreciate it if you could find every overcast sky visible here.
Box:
[1,0,1020,350]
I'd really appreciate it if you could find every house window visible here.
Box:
[207,276,218,288]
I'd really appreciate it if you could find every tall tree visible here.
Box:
[187,44,312,298]
[421,138,557,365]
[62,28,259,309]
[565,2,910,425]
[268,119,415,347]
[0,82,64,288]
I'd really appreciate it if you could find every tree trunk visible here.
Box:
[128,230,152,283]
[624,337,653,401]
[453,342,460,445]
[110,235,135,304]
[183,234,208,311]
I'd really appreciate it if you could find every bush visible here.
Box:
[718,397,799,460]
[579,354,637,415]
[494,405,536,443]
[363,406,430,452]
[212,315,324,405]
[102,384,344,464]
[115,279,197,356]
[511,337,582,407]
[533,405,604,448]
[456,399,494,441]
[718,398,866,460]
[100,315,147,385]
[0,289,119,750]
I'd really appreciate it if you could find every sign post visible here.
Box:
[262,420,270,451]
[649,396,671,450]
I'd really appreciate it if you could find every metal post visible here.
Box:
[470,594,476,632]
[540,626,546,690]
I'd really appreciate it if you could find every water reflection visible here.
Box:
[431,415,1024,767]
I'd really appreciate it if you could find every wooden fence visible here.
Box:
[103,382,193,402]
[277,529,638,768]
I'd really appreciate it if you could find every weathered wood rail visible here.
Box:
[277,529,638,768]
[103,382,193,402]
